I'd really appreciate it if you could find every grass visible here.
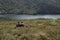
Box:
[0,19,60,40]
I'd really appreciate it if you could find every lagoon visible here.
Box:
[0,14,60,20]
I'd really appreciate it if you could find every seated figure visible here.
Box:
[16,22,24,27]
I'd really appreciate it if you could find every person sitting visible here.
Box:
[16,22,24,27]
[20,22,24,27]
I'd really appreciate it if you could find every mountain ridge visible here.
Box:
[0,0,60,14]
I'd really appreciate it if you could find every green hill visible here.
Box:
[0,0,60,14]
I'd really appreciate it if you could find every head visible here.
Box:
[18,22,20,24]
[21,22,23,23]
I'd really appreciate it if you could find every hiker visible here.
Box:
[16,22,24,27]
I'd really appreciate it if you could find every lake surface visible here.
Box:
[0,14,60,20]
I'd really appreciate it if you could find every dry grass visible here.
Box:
[0,19,60,40]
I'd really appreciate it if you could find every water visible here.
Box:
[0,14,60,20]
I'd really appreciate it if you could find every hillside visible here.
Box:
[0,0,60,14]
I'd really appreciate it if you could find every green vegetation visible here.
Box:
[0,19,60,40]
[0,0,60,14]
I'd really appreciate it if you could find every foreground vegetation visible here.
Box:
[0,19,60,40]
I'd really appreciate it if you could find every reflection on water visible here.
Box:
[0,14,60,20]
